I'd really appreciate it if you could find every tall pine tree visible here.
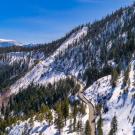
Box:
[97,115,103,135]
[55,102,64,134]
[85,120,91,135]
[62,98,69,125]
[109,115,117,135]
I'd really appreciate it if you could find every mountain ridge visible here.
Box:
[0,39,23,47]
[1,2,135,135]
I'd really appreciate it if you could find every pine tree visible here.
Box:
[109,116,117,135]
[29,118,34,127]
[95,104,102,115]
[77,120,82,135]
[69,118,73,133]
[97,115,103,135]
[62,98,69,125]
[55,102,64,134]
[79,102,86,115]
[47,109,53,126]
[111,68,119,88]
[40,104,53,125]
[123,66,130,87]
[1,103,5,115]
[37,113,44,122]
[85,120,91,135]
[40,103,49,113]
[72,102,78,131]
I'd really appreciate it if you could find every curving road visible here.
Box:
[70,76,96,135]
[78,92,96,135]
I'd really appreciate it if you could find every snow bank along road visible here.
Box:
[78,92,96,135]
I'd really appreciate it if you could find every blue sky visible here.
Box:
[0,0,134,44]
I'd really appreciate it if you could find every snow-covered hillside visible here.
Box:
[10,27,88,94]
[0,51,45,68]
[84,60,135,135]
[7,4,135,94]
[7,103,89,135]
[2,3,135,135]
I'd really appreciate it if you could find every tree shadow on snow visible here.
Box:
[133,127,135,135]
[131,98,135,111]
[31,125,49,134]
[40,125,49,133]
[122,92,128,106]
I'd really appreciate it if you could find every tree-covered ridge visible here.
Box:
[1,2,135,135]
[1,3,135,91]
[0,62,30,92]
[47,3,135,87]
[2,77,80,116]
[0,98,88,135]
[0,77,89,135]
[0,26,83,56]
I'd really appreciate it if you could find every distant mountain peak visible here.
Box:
[0,38,15,42]
[0,38,23,47]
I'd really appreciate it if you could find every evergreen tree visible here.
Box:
[109,116,117,135]
[1,103,5,115]
[40,103,49,113]
[72,102,78,131]
[29,118,34,127]
[77,120,82,135]
[62,98,69,125]
[123,66,130,87]
[96,104,102,115]
[79,102,86,115]
[97,115,103,135]
[46,109,53,126]
[85,120,91,135]
[55,102,64,134]
[111,68,119,88]
[69,118,73,133]
[37,113,44,122]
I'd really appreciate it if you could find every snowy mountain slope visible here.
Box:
[9,27,88,94]
[7,4,135,94]
[7,103,89,135]
[0,39,23,47]
[0,51,45,68]
[2,3,135,135]
[84,75,112,106]
[84,60,135,135]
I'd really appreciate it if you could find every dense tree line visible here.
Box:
[1,3,135,90]
[83,66,112,87]
[2,77,79,116]
[46,3,135,88]
[0,78,88,134]
[0,26,83,56]
[1,2,135,134]
[0,61,30,92]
